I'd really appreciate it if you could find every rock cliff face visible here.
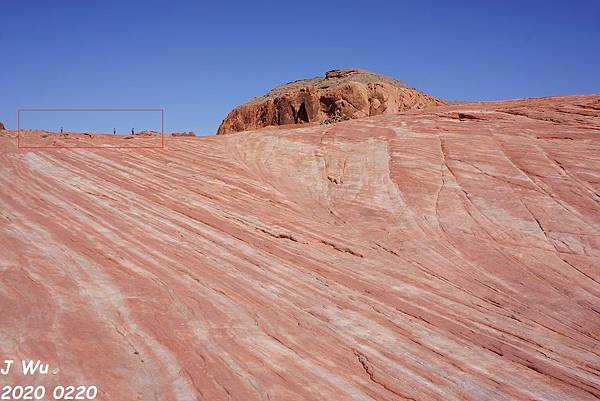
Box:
[0,122,5,130]
[217,68,444,134]
[0,95,599,400]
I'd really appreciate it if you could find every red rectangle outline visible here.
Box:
[17,108,164,149]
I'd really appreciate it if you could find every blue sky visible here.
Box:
[2,1,599,134]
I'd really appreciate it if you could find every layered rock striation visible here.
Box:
[0,95,599,400]
[217,68,444,134]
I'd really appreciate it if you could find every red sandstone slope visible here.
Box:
[0,95,599,401]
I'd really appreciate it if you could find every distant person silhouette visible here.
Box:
[131,128,134,135]
[113,128,116,135]
[60,127,63,133]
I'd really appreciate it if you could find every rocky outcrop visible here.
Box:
[134,130,195,137]
[171,131,196,137]
[0,122,5,130]
[133,130,160,136]
[1,95,599,400]
[217,68,444,134]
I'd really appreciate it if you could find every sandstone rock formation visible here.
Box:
[0,121,5,130]
[0,95,599,400]
[217,68,444,134]
[171,131,196,136]
[134,130,160,136]
[15,130,162,148]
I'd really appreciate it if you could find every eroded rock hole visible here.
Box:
[291,102,310,124]
[297,102,309,123]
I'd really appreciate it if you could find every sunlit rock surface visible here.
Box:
[217,68,444,135]
[0,95,599,400]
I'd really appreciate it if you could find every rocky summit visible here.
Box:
[1,94,599,400]
[217,68,444,134]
